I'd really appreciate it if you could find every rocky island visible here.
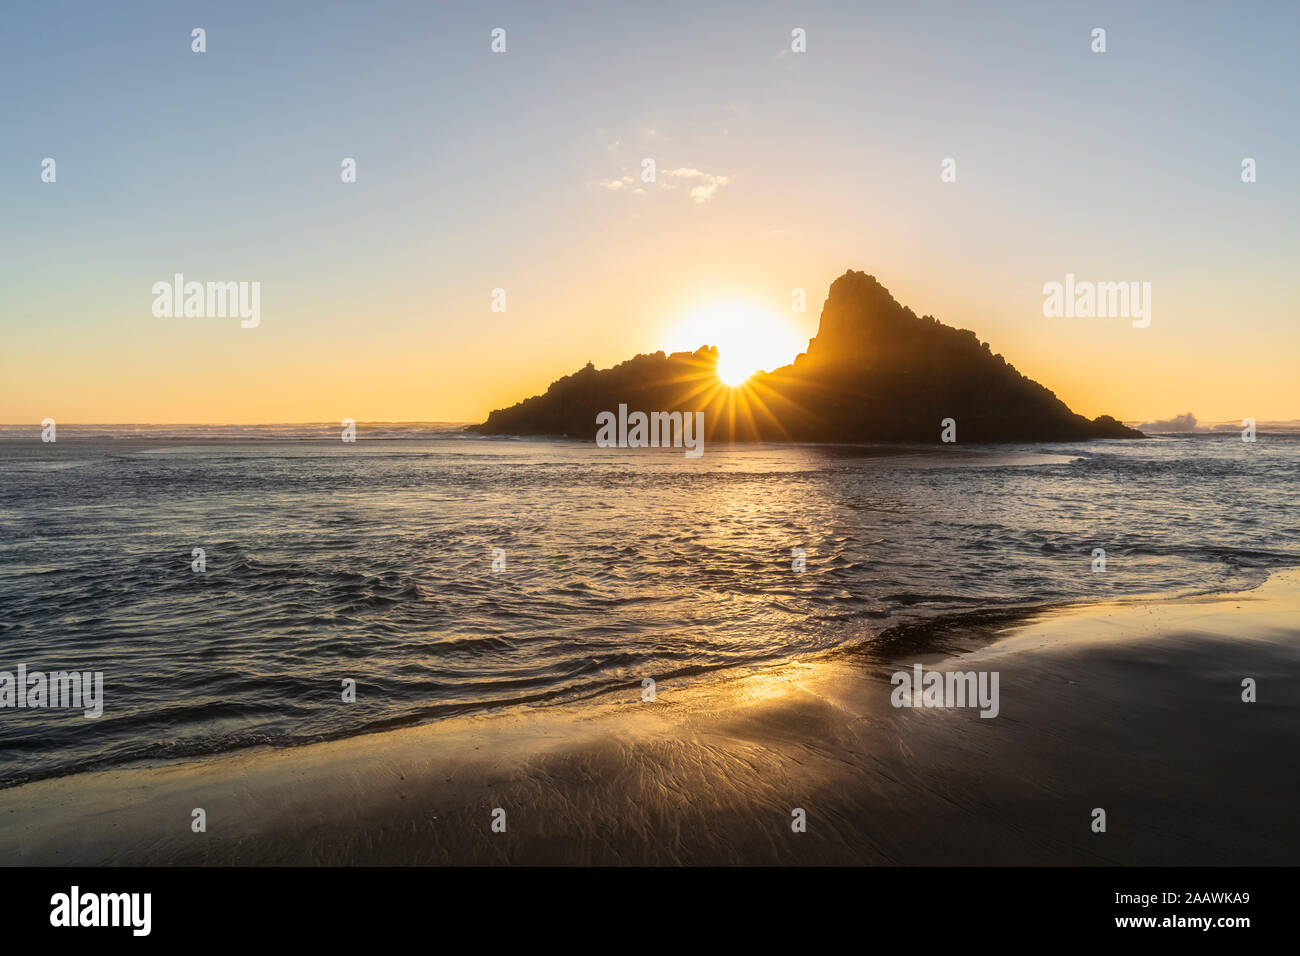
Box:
[471,271,1143,443]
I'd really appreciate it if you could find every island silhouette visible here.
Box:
[472,270,1143,443]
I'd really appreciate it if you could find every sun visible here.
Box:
[716,351,753,387]
[665,302,807,387]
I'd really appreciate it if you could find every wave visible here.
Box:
[0,422,476,441]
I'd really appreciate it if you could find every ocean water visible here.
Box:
[1,428,1297,787]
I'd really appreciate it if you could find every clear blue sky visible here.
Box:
[2,0,1297,423]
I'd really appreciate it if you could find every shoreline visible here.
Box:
[0,572,1270,794]
[2,569,1298,865]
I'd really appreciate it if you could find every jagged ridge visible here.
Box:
[471,270,1143,443]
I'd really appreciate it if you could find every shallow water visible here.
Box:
[0,428,1296,786]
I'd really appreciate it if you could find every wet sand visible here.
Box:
[3,570,1298,865]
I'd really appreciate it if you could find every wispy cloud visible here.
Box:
[597,175,636,191]
[660,167,730,203]
[593,161,730,204]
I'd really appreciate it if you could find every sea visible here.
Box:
[1,423,1297,787]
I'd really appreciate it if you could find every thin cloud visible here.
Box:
[661,167,730,203]
[595,164,731,204]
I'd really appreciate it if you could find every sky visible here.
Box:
[2,0,1297,425]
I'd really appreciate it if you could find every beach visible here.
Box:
[3,569,1296,866]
